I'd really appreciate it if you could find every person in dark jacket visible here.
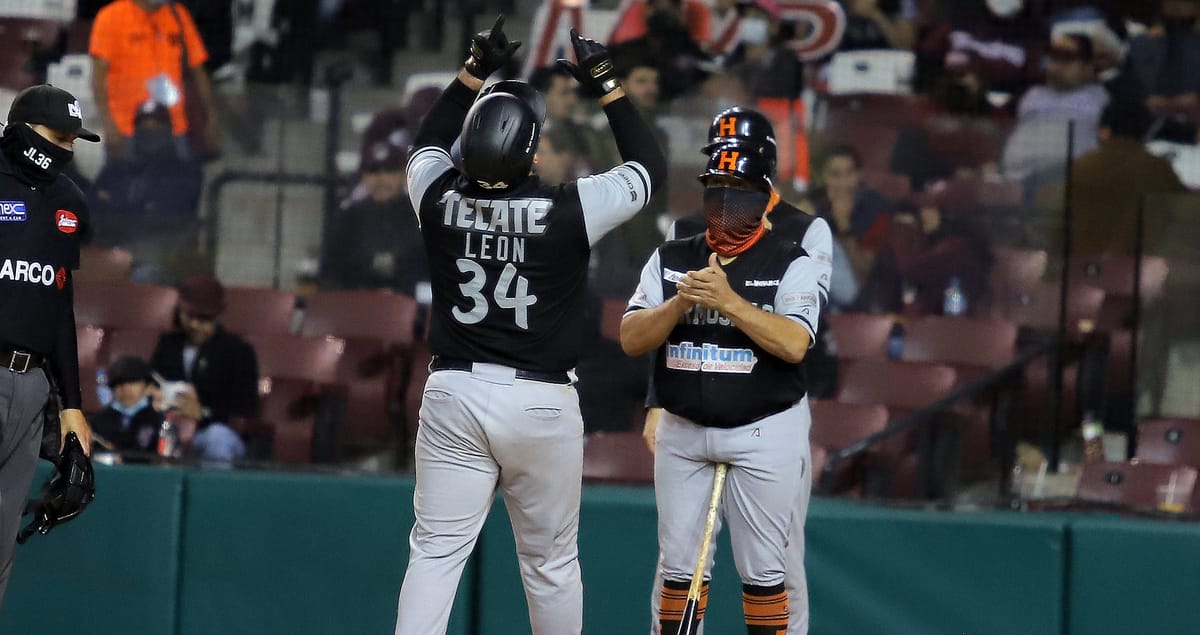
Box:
[150,274,259,461]
[91,355,162,453]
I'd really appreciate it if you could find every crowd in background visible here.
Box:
[4,0,1197,459]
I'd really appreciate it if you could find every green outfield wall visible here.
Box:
[1,465,1197,634]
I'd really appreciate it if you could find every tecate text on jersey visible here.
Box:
[440,192,552,265]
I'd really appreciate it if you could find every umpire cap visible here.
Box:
[701,107,776,176]
[698,141,774,193]
[7,84,100,142]
[460,82,546,190]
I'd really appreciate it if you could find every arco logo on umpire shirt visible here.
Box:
[0,259,60,288]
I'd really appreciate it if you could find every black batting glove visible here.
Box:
[556,28,620,98]
[464,15,522,81]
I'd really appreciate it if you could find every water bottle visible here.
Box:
[886,323,905,360]
[943,276,967,317]
[157,415,179,459]
[1081,411,1105,464]
[95,367,113,407]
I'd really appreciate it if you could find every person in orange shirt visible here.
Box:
[89,0,219,158]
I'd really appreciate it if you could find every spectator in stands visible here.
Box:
[1070,100,1186,256]
[610,2,712,101]
[918,0,1046,107]
[1122,0,1200,143]
[530,65,600,175]
[803,145,893,287]
[1002,33,1109,179]
[90,0,221,160]
[321,134,427,296]
[859,203,992,315]
[88,100,203,274]
[722,0,804,98]
[151,274,260,462]
[535,125,580,186]
[90,356,163,453]
[838,0,919,51]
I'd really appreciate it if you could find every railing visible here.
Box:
[816,338,1058,500]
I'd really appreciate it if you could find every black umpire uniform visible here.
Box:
[0,85,99,605]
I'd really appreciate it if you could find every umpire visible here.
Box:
[0,85,97,605]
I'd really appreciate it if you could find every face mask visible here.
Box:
[111,395,151,418]
[738,17,770,46]
[703,187,778,257]
[985,0,1023,19]
[132,127,178,163]
[0,123,73,188]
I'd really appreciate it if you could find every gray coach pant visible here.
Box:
[650,399,812,634]
[395,364,585,635]
[0,369,49,608]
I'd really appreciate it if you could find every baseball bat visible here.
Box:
[677,463,729,635]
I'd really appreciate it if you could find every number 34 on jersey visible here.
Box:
[453,260,537,330]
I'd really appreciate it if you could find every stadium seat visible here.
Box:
[104,327,164,366]
[76,246,133,282]
[75,325,105,369]
[861,170,911,201]
[826,313,893,361]
[1076,461,1199,514]
[74,281,179,331]
[245,334,347,463]
[403,339,433,443]
[0,17,61,49]
[809,400,889,492]
[582,431,654,484]
[1070,255,1169,302]
[990,281,1105,339]
[222,286,296,337]
[902,316,1018,382]
[301,290,418,449]
[1136,418,1200,469]
[599,297,627,343]
[988,247,1047,306]
[837,359,957,411]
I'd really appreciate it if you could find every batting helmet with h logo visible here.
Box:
[700,106,777,176]
[698,140,774,193]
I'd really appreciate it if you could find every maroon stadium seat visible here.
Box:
[599,298,627,343]
[0,18,62,49]
[1070,255,1169,302]
[861,170,911,201]
[837,359,957,410]
[990,281,1105,339]
[75,325,105,369]
[301,290,418,449]
[245,334,346,463]
[76,246,133,283]
[104,327,164,366]
[74,281,179,331]
[222,286,296,337]
[988,247,1047,309]
[1136,418,1200,469]
[902,316,1018,371]
[1076,461,1199,513]
[826,313,893,361]
[582,431,654,484]
[809,400,890,492]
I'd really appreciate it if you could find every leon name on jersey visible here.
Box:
[440,192,551,265]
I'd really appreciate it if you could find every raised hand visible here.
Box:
[465,15,522,80]
[555,28,620,98]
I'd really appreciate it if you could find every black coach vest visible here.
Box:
[653,231,808,429]
[418,173,591,373]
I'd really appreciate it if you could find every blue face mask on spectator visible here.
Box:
[738,17,770,46]
[110,395,151,418]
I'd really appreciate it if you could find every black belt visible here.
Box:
[0,345,44,374]
[429,356,571,385]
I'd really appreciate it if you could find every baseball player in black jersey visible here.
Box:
[394,19,666,635]
[643,107,830,635]
[0,85,98,607]
[628,121,825,628]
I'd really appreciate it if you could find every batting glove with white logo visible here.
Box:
[556,28,619,98]
[464,15,522,81]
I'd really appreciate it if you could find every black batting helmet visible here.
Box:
[460,85,546,190]
[698,141,774,193]
[701,106,777,175]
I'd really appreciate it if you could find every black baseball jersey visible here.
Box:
[628,231,824,428]
[408,145,653,372]
[0,151,87,356]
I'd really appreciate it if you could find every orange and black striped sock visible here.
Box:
[660,578,710,634]
[743,583,788,635]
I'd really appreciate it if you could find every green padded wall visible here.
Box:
[1069,516,1200,635]
[177,471,472,635]
[806,500,1069,635]
[1,464,185,635]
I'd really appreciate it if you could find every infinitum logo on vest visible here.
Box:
[0,259,58,287]
[665,341,758,374]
